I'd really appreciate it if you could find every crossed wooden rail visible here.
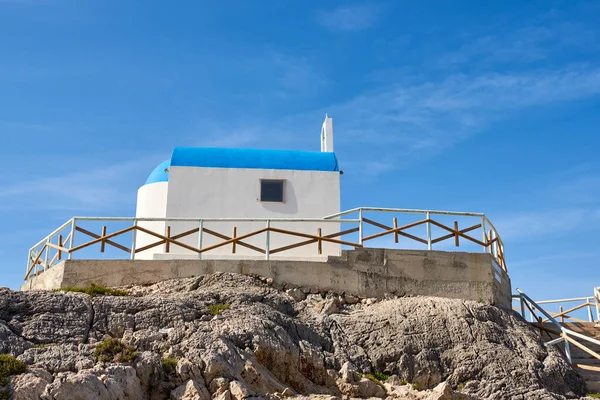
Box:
[360,217,506,271]
[26,210,507,281]
[25,223,360,280]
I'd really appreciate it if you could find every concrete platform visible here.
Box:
[20,248,512,308]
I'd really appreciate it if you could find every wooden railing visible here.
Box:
[513,289,600,371]
[517,293,600,324]
[25,207,506,281]
[325,207,506,272]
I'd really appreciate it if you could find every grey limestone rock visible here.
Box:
[0,273,589,400]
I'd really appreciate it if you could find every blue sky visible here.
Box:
[1,1,600,305]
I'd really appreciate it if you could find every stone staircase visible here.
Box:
[560,322,600,393]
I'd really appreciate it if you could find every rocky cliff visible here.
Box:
[0,273,591,399]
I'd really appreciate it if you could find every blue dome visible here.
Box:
[145,159,170,185]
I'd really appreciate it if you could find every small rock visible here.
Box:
[285,288,306,302]
[428,381,455,400]
[386,374,403,386]
[229,380,251,400]
[187,277,203,291]
[212,315,224,321]
[10,372,50,400]
[176,359,203,382]
[213,389,232,400]
[209,377,230,396]
[312,302,325,313]
[339,361,359,383]
[344,294,360,304]
[321,299,340,315]
[356,377,386,398]
[281,387,294,397]
[170,379,211,400]
[365,298,376,305]
[265,278,274,286]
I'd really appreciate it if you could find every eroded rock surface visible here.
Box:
[0,273,589,399]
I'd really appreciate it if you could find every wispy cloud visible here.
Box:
[315,3,382,32]
[321,64,600,174]
[439,9,599,69]
[0,158,156,212]
[493,208,600,242]
[185,64,600,179]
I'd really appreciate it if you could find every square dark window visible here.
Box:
[260,179,284,202]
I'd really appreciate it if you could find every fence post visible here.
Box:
[26,249,31,277]
[588,301,594,322]
[130,219,137,260]
[481,216,487,253]
[520,294,526,319]
[529,309,534,322]
[358,208,363,246]
[44,237,50,272]
[231,226,237,254]
[265,220,271,260]
[595,288,600,323]
[426,212,432,250]
[564,339,572,364]
[317,228,322,255]
[197,220,203,260]
[68,218,76,260]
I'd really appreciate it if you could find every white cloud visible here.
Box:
[185,64,600,179]
[0,157,157,212]
[324,65,600,167]
[492,208,600,243]
[316,4,382,32]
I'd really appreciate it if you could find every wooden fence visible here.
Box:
[514,289,600,372]
[25,207,506,281]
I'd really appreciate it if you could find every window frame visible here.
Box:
[259,179,286,203]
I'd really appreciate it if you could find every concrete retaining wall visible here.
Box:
[20,248,512,308]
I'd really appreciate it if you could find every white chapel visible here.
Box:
[134,116,341,259]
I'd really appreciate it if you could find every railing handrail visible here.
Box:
[28,217,357,251]
[73,217,357,223]
[516,289,563,327]
[324,206,486,219]
[513,288,600,365]
[535,297,596,305]
[26,206,507,281]
[29,218,74,252]
[323,207,505,255]
[516,288,600,323]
